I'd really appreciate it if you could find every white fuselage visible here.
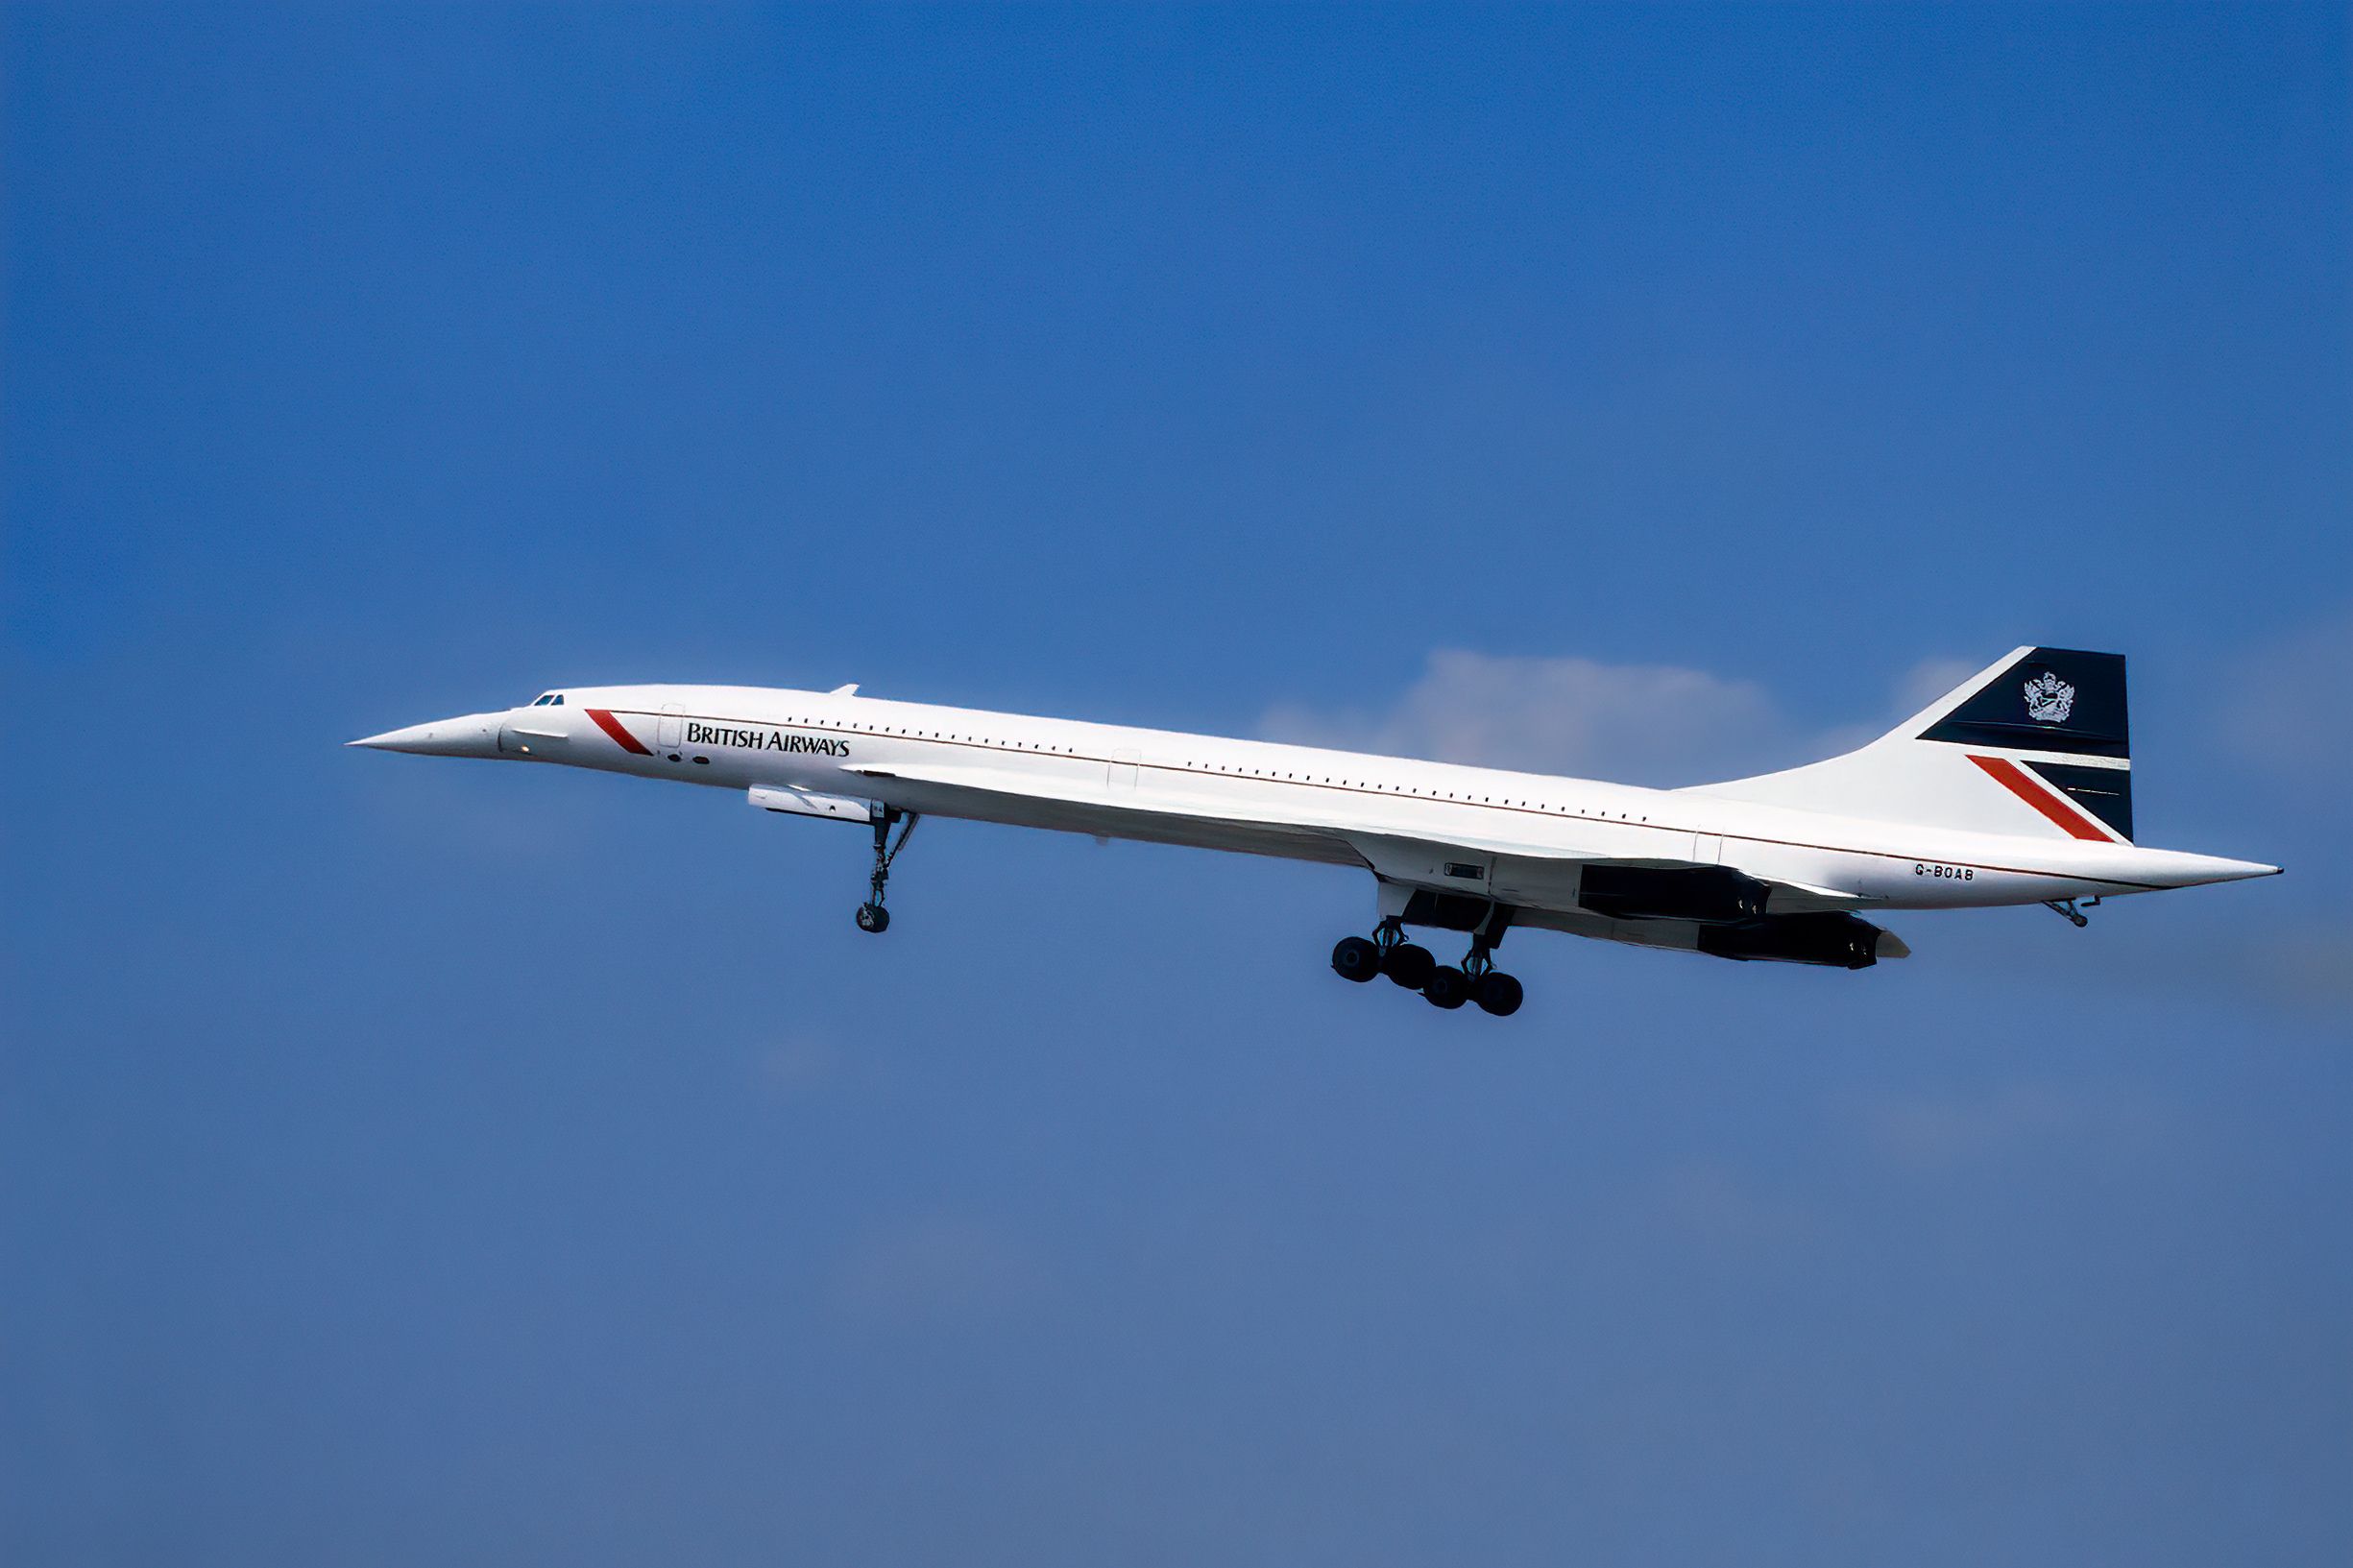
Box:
[383,684,2267,939]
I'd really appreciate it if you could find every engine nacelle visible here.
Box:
[1579,864,1770,925]
[1399,889,1513,933]
[1695,912,1887,969]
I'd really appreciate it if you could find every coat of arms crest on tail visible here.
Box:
[2023,671,2075,723]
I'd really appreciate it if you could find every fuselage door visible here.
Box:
[1107,749,1141,793]
[1692,832,1724,866]
[657,705,684,751]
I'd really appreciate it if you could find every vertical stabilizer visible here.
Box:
[1686,647,2134,842]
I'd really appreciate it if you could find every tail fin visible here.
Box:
[1686,647,2134,843]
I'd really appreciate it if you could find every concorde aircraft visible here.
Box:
[352,646,2277,1017]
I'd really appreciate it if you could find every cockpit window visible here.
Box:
[527,692,567,706]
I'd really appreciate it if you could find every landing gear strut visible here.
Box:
[1375,917,1437,989]
[1459,935,1523,1017]
[856,808,919,933]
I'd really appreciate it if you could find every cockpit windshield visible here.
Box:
[529,692,566,706]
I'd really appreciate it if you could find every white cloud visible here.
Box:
[1259,648,1974,786]
[1892,655,1984,718]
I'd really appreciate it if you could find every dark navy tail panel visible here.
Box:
[2023,760,2135,841]
[1919,648,2128,759]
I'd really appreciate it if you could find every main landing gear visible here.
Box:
[855,808,919,933]
[1330,919,1523,1017]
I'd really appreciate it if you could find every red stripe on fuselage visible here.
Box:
[1970,754,2110,840]
[585,708,653,755]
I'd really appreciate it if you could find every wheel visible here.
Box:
[1330,935,1381,982]
[1421,965,1469,1009]
[1473,971,1523,1017]
[855,903,890,933]
[1381,942,1436,989]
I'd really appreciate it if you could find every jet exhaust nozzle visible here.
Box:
[1696,913,1893,969]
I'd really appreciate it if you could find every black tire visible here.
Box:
[1473,972,1523,1017]
[1382,943,1436,989]
[855,903,890,933]
[1422,965,1469,1009]
[1330,935,1382,982]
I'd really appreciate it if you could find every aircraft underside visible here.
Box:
[844,781,1908,1021]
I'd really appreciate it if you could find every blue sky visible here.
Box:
[5,6,2347,1564]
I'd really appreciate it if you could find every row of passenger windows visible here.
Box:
[777,720,1080,755]
[765,717,1653,823]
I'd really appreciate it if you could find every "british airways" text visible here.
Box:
[685,721,848,757]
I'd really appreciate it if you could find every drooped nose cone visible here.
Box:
[348,712,504,758]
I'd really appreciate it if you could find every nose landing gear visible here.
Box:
[855,808,919,934]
